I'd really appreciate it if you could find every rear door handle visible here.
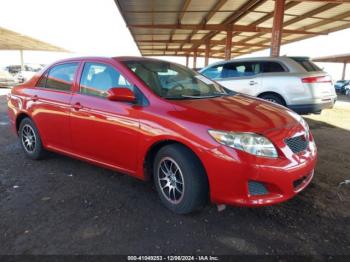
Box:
[249,81,258,86]
[72,102,83,110]
[30,95,38,102]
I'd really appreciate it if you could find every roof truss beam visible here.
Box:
[138,39,270,47]
[129,24,326,35]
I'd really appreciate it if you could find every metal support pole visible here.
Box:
[342,62,347,80]
[225,30,232,61]
[205,42,210,66]
[186,55,189,67]
[270,0,285,57]
[193,51,197,69]
[20,50,25,71]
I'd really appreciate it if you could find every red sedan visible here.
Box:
[7,56,317,214]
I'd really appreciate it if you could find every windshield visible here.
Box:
[123,60,233,99]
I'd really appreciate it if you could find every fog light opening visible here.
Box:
[248,181,269,196]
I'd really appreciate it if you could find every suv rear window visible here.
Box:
[290,57,321,72]
[260,62,286,73]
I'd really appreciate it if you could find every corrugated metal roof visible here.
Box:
[0,27,68,52]
[313,53,350,63]
[115,0,350,59]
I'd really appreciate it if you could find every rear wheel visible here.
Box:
[18,118,46,160]
[153,144,209,214]
[259,93,284,106]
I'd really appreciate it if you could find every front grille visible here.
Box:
[248,181,269,196]
[285,135,308,154]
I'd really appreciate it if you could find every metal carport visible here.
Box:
[114,0,350,68]
[313,53,350,80]
[0,26,68,70]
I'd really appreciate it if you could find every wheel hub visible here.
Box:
[157,157,185,204]
[21,124,36,153]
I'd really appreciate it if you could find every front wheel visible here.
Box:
[153,144,209,214]
[18,118,46,160]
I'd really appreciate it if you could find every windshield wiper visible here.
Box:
[164,93,229,100]
[163,96,193,100]
[181,95,221,99]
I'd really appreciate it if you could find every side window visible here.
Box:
[45,63,78,91]
[222,62,260,78]
[201,65,223,80]
[221,63,240,78]
[80,62,133,98]
[261,62,286,73]
[37,71,48,88]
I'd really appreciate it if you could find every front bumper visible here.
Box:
[201,126,317,207]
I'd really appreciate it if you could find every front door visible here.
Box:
[70,62,140,173]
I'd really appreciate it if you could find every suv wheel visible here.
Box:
[153,144,209,214]
[260,94,284,105]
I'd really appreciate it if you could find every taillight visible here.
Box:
[302,75,332,84]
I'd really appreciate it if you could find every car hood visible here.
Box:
[170,94,301,134]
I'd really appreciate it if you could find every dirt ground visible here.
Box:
[0,90,349,255]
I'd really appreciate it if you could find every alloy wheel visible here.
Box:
[157,157,185,204]
[21,124,37,153]
[265,98,277,103]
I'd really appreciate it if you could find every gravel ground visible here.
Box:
[0,90,349,255]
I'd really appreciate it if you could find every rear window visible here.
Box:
[260,62,286,73]
[290,57,322,72]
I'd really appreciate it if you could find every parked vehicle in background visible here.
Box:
[345,84,350,96]
[5,64,44,83]
[334,80,350,94]
[200,56,337,114]
[15,71,37,83]
[8,56,317,214]
[0,69,17,88]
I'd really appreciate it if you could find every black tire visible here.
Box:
[153,144,209,214]
[259,93,285,106]
[18,118,46,160]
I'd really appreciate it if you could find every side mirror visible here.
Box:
[107,87,136,103]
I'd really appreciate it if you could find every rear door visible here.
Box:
[30,62,79,151]
[215,61,262,95]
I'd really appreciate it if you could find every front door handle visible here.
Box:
[249,81,258,86]
[72,102,83,110]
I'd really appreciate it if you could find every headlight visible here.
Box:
[300,117,310,139]
[208,130,278,158]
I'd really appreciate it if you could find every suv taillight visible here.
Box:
[302,75,332,84]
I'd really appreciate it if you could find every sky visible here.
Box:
[0,0,349,80]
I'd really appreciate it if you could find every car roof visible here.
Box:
[45,56,170,67]
[200,56,311,69]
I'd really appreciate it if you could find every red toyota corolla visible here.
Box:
[7,56,317,214]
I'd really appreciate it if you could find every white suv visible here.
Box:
[200,56,337,114]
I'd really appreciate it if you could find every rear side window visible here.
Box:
[290,57,321,72]
[221,62,260,78]
[80,62,133,98]
[260,62,286,73]
[39,63,78,91]
[37,71,48,88]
